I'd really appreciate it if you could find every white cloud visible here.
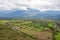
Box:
[0,0,60,11]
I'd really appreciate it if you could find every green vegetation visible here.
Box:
[0,19,60,40]
[0,24,34,40]
[55,33,60,40]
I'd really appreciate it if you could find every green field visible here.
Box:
[0,19,60,40]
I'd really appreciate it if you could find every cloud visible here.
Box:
[0,0,60,11]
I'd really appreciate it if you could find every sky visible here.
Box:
[0,0,60,11]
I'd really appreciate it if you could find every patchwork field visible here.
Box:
[0,19,60,40]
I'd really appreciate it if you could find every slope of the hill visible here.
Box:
[0,24,34,40]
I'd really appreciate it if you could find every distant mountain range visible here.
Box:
[0,8,60,20]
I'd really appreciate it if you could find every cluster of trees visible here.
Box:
[9,19,60,32]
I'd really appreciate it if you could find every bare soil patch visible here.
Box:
[37,30,53,40]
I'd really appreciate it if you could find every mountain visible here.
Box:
[0,8,60,19]
[33,11,60,19]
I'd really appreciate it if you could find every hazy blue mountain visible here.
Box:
[33,11,60,19]
[0,8,60,19]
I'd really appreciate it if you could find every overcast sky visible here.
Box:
[0,0,60,11]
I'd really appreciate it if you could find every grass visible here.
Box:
[55,33,60,40]
[0,24,34,40]
[0,20,60,40]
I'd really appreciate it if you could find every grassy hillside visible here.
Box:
[0,24,34,40]
[0,19,60,40]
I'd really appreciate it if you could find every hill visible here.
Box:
[0,24,34,40]
[0,8,60,19]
